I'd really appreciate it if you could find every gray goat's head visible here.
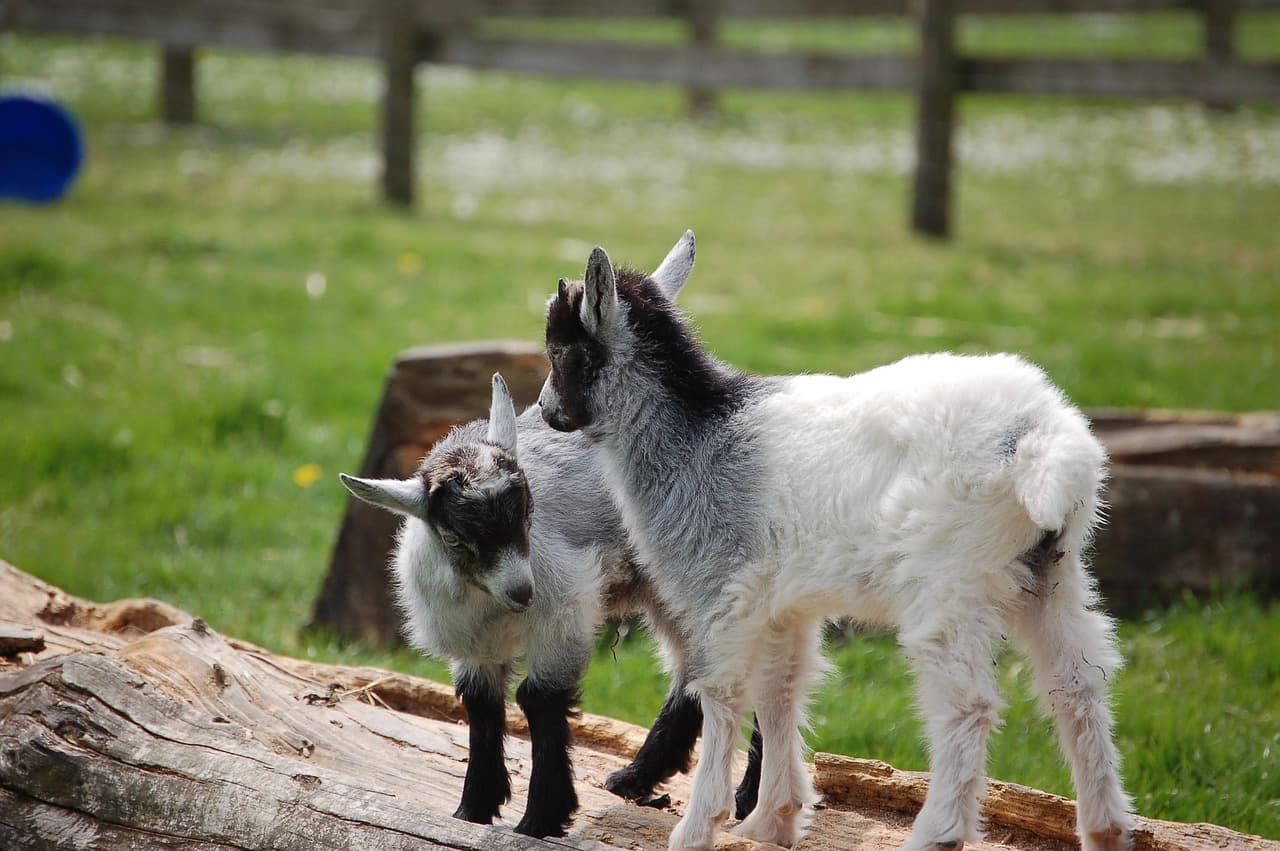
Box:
[539,230,695,433]
[341,374,536,612]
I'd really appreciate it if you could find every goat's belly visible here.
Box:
[764,542,897,625]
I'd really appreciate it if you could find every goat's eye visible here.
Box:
[438,530,462,549]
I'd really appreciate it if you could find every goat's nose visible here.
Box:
[508,582,534,610]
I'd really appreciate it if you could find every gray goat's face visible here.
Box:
[540,275,608,433]
[421,443,535,611]
[540,232,697,434]
[340,374,536,612]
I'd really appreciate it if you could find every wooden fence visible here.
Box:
[4,0,1280,236]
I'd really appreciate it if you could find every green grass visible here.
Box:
[1,21,1278,837]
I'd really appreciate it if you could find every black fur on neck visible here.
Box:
[613,267,754,421]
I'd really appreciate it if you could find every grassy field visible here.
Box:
[2,13,1278,836]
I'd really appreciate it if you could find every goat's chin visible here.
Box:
[542,410,583,433]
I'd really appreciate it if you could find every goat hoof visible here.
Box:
[936,841,964,851]
[1085,825,1132,851]
[668,815,717,851]
[513,811,572,839]
[605,765,657,801]
[732,807,802,848]
[452,803,498,825]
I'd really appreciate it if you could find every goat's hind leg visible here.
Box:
[607,677,765,817]
[452,663,511,824]
[1011,552,1132,851]
[606,673,703,801]
[732,621,823,847]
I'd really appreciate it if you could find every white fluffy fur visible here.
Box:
[730,353,1129,849]
[602,349,1132,850]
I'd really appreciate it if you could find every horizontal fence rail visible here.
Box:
[4,0,1278,235]
[470,0,1280,16]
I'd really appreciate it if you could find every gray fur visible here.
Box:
[347,404,654,687]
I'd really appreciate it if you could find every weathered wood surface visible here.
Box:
[3,561,1276,851]
[814,754,1280,851]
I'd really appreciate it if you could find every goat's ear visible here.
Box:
[486,373,518,455]
[339,473,424,518]
[581,246,618,335]
[651,229,695,299]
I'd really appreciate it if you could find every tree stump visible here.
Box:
[314,343,1280,645]
[1089,409,1280,611]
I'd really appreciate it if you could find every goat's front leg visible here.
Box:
[732,621,822,847]
[899,603,1005,851]
[452,663,511,824]
[513,677,581,838]
[668,685,744,851]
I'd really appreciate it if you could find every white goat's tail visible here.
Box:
[1010,414,1107,532]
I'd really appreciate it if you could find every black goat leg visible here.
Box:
[513,679,580,838]
[734,714,763,820]
[452,666,511,824]
[605,676,703,801]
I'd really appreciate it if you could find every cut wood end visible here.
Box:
[0,627,45,656]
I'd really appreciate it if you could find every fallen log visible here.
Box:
[1,560,1275,850]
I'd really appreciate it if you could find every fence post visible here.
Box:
[911,0,957,240]
[1203,0,1237,112]
[160,46,196,125]
[380,0,417,206]
[687,0,719,119]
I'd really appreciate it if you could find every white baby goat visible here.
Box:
[538,237,1133,851]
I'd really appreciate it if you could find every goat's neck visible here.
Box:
[595,360,752,520]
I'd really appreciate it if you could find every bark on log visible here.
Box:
[2,561,1276,851]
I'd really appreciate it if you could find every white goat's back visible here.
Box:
[750,352,1104,620]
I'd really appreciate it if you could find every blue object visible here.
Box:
[0,94,85,204]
